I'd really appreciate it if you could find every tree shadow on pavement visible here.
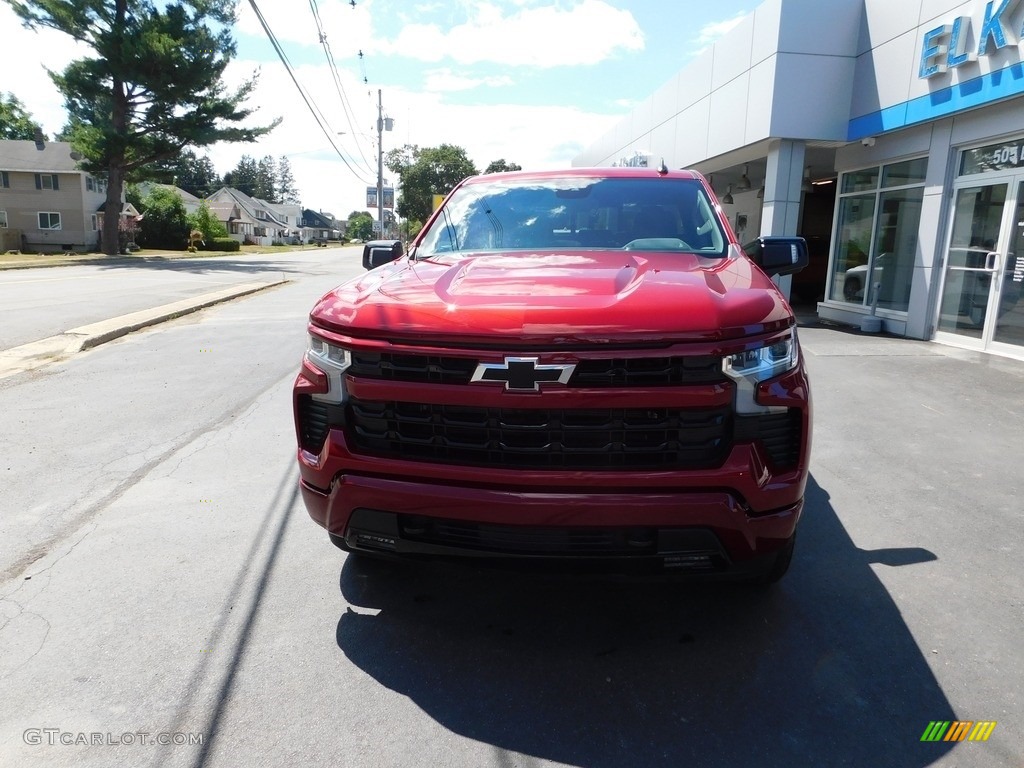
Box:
[91,255,306,276]
[335,475,955,767]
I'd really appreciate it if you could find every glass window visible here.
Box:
[0,171,8,188]
[0,210,7,228]
[867,188,924,311]
[418,176,727,257]
[882,158,927,187]
[829,195,876,302]
[86,177,94,192]
[841,168,879,194]
[830,158,927,310]
[38,212,62,230]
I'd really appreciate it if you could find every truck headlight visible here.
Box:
[723,330,799,413]
[307,334,351,403]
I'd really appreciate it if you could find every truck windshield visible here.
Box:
[417,177,727,257]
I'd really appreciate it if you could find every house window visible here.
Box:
[38,212,62,230]
[91,214,99,231]
[35,174,60,191]
[86,177,94,192]
[828,158,927,313]
[0,171,9,188]
[0,211,8,228]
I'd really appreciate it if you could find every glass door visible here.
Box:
[936,184,1007,345]
[991,182,1024,354]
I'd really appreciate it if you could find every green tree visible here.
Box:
[136,185,190,250]
[347,211,373,241]
[254,155,277,201]
[484,159,521,174]
[384,143,477,223]
[223,154,258,197]
[8,0,279,255]
[151,148,221,198]
[277,155,299,204]
[0,92,43,140]
[188,200,228,242]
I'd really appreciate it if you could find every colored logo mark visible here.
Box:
[921,721,997,742]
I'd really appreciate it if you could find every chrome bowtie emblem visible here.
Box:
[470,357,575,391]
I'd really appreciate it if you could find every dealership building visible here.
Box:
[573,0,1024,360]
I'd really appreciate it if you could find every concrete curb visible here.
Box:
[0,279,287,380]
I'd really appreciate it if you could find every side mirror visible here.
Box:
[742,236,809,276]
[362,239,404,270]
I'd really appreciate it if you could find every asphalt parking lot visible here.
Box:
[0,265,1020,767]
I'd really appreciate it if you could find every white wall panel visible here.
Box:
[859,0,923,55]
[707,76,751,158]
[711,14,756,90]
[673,98,711,168]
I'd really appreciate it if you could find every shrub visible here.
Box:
[136,187,190,250]
[188,201,228,241]
[207,237,240,252]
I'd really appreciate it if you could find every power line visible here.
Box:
[308,0,376,176]
[246,0,374,186]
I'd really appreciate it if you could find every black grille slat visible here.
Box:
[298,396,331,453]
[572,356,726,386]
[348,399,730,470]
[735,410,802,469]
[347,351,726,387]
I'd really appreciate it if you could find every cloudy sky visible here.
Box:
[3,0,761,218]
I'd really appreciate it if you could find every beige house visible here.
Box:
[206,187,292,246]
[0,138,109,253]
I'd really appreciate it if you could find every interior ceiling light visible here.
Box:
[736,164,751,191]
[722,184,734,205]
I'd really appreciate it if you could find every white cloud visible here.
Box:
[0,4,94,136]
[383,1,644,67]
[211,57,619,217]
[422,69,514,92]
[693,12,747,47]
[235,0,644,68]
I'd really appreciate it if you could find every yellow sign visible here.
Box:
[432,194,445,212]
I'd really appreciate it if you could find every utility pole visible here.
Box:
[376,88,384,239]
[375,89,394,239]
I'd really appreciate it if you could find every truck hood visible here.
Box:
[311,248,793,343]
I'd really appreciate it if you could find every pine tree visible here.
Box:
[8,0,279,254]
[255,155,277,202]
[277,155,300,204]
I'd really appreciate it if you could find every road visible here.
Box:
[0,250,1020,767]
[0,249,339,351]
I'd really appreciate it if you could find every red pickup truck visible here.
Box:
[294,167,811,582]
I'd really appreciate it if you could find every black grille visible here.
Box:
[405,518,643,554]
[297,395,345,454]
[571,355,725,386]
[347,399,731,470]
[347,351,726,387]
[349,352,478,384]
[735,410,802,469]
[298,396,329,453]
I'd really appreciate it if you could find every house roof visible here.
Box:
[207,200,261,227]
[137,182,204,206]
[209,187,290,229]
[0,140,84,173]
[302,208,334,228]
